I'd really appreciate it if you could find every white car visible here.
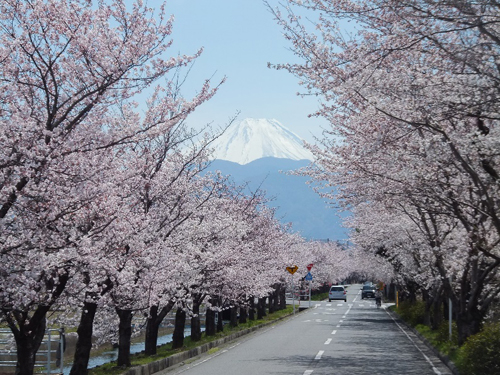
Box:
[329,285,347,302]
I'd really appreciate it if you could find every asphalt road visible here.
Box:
[161,284,452,375]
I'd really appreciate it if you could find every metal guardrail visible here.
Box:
[0,328,65,374]
[286,288,309,300]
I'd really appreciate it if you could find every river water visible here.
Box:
[62,328,194,375]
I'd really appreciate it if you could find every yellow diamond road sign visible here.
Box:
[286,266,298,274]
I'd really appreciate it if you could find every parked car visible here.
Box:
[329,285,347,302]
[361,284,376,299]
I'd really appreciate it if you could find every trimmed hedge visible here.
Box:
[456,322,500,375]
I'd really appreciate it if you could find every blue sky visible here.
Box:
[165,0,327,143]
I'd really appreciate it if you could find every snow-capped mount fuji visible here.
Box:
[211,118,314,165]
[206,117,348,241]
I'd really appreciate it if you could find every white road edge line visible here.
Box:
[315,350,324,360]
[387,311,442,375]
[173,343,241,373]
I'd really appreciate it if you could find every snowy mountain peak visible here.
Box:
[211,118,314,165]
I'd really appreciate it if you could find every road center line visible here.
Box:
[303,371,314,375]
[324,338,332,345]
[315,350,324,360]
[331,330,337,335]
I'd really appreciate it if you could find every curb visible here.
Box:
[121,309,306,375]
[386,309,460,375]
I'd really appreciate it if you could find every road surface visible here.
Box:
[160,284,452,375]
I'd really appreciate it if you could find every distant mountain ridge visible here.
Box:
[210,118,314,165]
[208,157,348,241]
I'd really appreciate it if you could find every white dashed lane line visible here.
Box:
[310,291,382,375]
[305,299,352,375]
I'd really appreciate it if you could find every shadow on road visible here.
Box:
[261,351,436,375]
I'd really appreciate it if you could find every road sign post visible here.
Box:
[449,276,453,341]
[286,266,298,314]
[306,265,313,308]
[309,281,311,308]
[304,272,313,308]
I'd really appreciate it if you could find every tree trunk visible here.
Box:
[191,297,202,342]
[205,307,216,336]
[144,306,159,356]
[443,251,491,345]
[116,309,133,367]
[268,292,275,314]
[248,297,255,320]
[3,273,68,375]
[229,306,238,328]
[172,308,186,349]
[457,314,481,345]
[216,310,223,332]
[279,287,286,310]
[423,290,432,327]
[257,297,266,319]
[456,306,483,345]
[69,302,97,375]
[12,316,46,375]
[239,306,247,324]
[144,301,175,356]
[431,287,443,330]
[401,279,418,303]
[273,288,279,312]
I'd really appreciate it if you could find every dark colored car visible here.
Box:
[361,285,376,299]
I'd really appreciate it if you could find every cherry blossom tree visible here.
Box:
[0,1,221,373]
[270,0,500,343]
[65,116,232,364]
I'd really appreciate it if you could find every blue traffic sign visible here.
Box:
[305,272,313,281]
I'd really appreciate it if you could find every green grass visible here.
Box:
[89,306,296,375]
[311,292,328,301]
[413,324,459,361]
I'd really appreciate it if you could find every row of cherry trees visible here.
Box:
[0,2,359,375]
[272,0,500,344]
